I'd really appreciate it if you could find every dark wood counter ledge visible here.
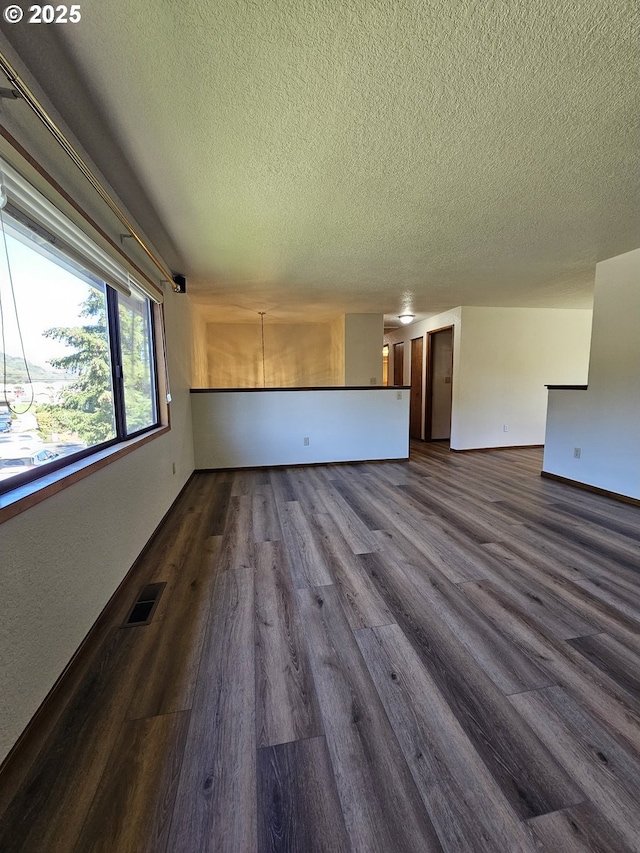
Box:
[191,386,411,393]
[545,385,588,390]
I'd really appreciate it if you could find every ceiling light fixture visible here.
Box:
[398,313,415,325]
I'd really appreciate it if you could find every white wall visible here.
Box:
[543,249,640,499]
[344,314,384,386]
[455,307,592,449]
[385,307,592,450]
[192,389,409,468]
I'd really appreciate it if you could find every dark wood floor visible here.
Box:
[1,442,639,852]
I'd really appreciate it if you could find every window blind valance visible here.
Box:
[0,157,162,304]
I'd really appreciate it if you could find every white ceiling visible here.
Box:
[3,1,639,324]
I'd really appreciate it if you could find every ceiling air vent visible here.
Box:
[122,582,166,627]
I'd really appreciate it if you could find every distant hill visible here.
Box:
[0,352,67,383]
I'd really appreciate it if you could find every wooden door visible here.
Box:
[426,327,453,440]
[409,336,423,439]
[393,342,404,386]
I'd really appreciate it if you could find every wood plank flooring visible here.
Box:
[1,442,639,852]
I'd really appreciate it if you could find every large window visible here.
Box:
[0,163,161,493]
[118,290,157,435]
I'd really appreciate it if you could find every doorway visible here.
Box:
[409,336,423,439]
[426,326,453,440]
[393,342,404,386]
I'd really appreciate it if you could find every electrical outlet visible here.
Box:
[370,377,376,385]
[396,390,402,400]
[573,447,581,459]
[503,424,509,432]
[303,437,310,446]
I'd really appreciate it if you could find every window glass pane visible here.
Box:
[0,208,116,488]
[118,290,157,435]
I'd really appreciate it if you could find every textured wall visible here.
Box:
[189,300,209,388]
[204,322,342,388]
[384,306,592,448]
[192,389,409,468]
[455,307,592,449]
[544,249,640,498]
[344,314,384,386]
[330,316,345,386]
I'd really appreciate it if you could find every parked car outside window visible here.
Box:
[0,449,60,481]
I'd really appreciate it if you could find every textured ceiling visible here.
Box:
[4,0,640,323]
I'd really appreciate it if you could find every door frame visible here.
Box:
[409,335,424,440]
[425,325,454,441]
[393,341,405,386]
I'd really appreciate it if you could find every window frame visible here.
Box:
[0,160,169,512]
[112,287,161,439]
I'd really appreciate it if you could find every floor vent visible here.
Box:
[123,582,166,627]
